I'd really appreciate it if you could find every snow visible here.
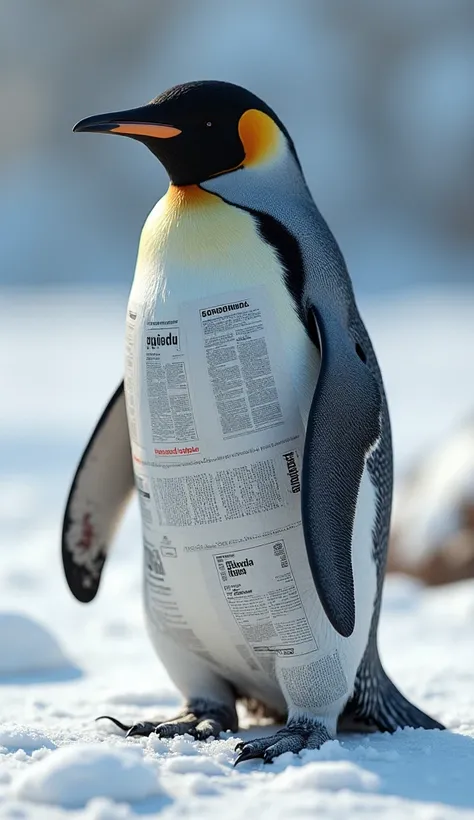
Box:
[0,287,473,819]
[270,761,381,793]
[0,726,56,753]
[0,614,78,680]
[11,744,162,808]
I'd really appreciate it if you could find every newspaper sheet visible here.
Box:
[125,286,348,706]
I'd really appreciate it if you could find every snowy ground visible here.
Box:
[1,287,473,819]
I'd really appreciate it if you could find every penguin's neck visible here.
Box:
[134,183,288,306]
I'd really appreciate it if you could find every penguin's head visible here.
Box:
[73,81,300,187]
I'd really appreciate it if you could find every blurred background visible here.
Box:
[2,0,474,292]
[1,0,474,592]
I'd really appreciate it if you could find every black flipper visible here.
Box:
[302,307,382,638]
[339,647,445,732]
[62,382,134,602]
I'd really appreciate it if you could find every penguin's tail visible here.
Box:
[339,650,445,734]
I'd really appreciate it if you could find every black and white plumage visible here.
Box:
[63,81,443,763]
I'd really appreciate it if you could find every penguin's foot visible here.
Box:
[234,718,331,765]
[97,698,238,741]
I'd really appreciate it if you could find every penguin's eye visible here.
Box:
[205,121,213,127]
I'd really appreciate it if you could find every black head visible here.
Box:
[73,81,296,186]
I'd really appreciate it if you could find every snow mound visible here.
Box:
[11,743,163,808]
[0,613,79,679]
[271,761,381,794]
[0,725,56,752]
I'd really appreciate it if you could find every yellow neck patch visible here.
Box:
[140,183,260,267]
[166,183,215,209]
[238,109,281,167]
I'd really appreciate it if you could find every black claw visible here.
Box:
[234,741,245,752]
[125,721,157,738]
[263,751,275,764]
[234,745,261,766]
[95,715,132,732]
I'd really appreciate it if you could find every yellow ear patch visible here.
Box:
[238,109,281,167]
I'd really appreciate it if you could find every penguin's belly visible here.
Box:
[124,187,374,709]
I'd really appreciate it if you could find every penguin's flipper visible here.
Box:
[302,306,382,638]
[62,382,134,603]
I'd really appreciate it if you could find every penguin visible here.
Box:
[64,81,443,764]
